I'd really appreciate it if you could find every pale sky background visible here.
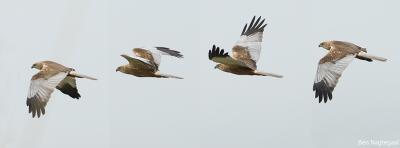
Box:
[0,0,399,148]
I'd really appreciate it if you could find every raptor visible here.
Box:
[313,40,387,103]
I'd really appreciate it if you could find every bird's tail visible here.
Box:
[155,72,183,79]
[69,71,98,80]
[357,52,388,62]
[254,71,283,78]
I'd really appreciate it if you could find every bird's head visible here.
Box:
[116,66,122,72]
[318,41,331,50]
[31,62,43,70]
[214,64,221,69]
[214,64,226,71]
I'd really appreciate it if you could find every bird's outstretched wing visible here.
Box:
[56,76,80,99]
[313,49,356,103]
[27,72,68,118]
[121,54,157,71]
[132,47,183,69]
[232,16,267,69]
[331,41,367,53]
[132,48,158,67]
[208,45,248,67]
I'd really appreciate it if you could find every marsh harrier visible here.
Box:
[208,16,282,78]
[27,61,97,118]
[313,40,387,103]
[116,47,183,79]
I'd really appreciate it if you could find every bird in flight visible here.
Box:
[208,16,283,78]
[116,47,184,79]
[313,40,387,103]
[27,61,97,118]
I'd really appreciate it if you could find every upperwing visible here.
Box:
[233,16,267,63]
[121,54,157,71]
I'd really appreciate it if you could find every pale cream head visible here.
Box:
[318,41,332,50]
[31,62,43,70]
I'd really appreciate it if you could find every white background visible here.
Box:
[0,0,399,148]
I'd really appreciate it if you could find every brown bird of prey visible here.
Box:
[116,47,183,79]
[208,16,282,78]
[313,40,387,103]
[27,61,97,118]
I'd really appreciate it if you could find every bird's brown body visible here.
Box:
[31,61,73,80]
[319,41,369,64]
[117,65,162,78]
[216,64,260,75]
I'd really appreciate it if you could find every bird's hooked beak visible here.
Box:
[318,43,322,47]
[116,67,120,72]
[214,65,219,69]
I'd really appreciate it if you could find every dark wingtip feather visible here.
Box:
[241,24,248,35]
[208,45,229,60]
[155,47,184,58]
[27,97,46,118]
[241,16,267,36]
[248,16,256,30]
[313,81,334,103]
